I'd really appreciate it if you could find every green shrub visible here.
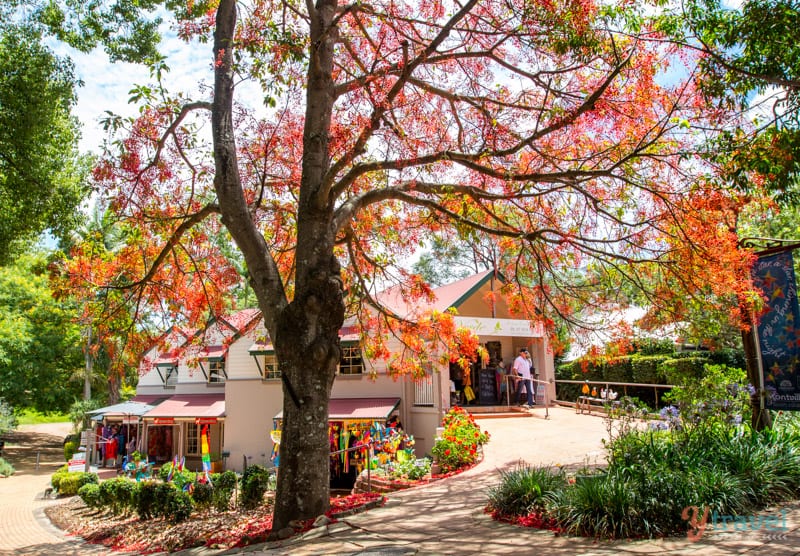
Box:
[63,441,79,462]
[630,355,669,384]
[487,464,567,517]
[387,457,431,481]
[603,356,633,383]
[212,470,238,491]
[134,480,159,519]
[552,473,639,539]
[153,482,179,518]
[164,488,193,523]
[51,465,69,491]
[0,457,15,477]
[241,464,272,509]
[158,462,173,481]
[78,483,102,508]
[706,348,745,369]
[56,471,98,496]
[632,338,676,355]
[99,477,137,514]
[191,480,213,510]
[211,470,237,511]
[660,356,710,384]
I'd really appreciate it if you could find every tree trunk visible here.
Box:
[272,264,343,531]
[210,0,344,532]
[84,325,93,400]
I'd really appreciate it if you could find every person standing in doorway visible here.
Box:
[513,348,535,408]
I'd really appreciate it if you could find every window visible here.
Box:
[208,359,226,383]
[164,366,178,387]
[262,354,280,380]
[338,343,363,375]
[186,423,199,455]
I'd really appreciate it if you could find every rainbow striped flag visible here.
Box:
[201,425,212,482]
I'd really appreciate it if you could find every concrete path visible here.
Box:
[3,409,800,555]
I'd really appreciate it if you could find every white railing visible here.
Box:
[413,379,434,406]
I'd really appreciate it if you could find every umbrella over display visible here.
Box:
[88,401,155,417]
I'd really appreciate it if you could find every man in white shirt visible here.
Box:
[513,347,535,407]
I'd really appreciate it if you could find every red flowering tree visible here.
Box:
[48,0,760,529]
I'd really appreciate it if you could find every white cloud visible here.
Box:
[59,30,212,154]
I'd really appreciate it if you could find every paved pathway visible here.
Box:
[0,423,107,556]
[2,409,800,555]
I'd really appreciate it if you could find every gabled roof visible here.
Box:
[377,270,498,317]
[215,308,262,335]
[184,308,262,354]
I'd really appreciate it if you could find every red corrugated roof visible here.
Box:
[197,345,226,359]
[274,397,400,421]
[143,394,225,419]
[377,270,494,317]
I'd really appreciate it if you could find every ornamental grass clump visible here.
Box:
[431,406,490,473]
[486,464,567,517]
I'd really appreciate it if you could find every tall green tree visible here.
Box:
[0,25,89,263]
[0,253,84,412]
[658,0,800,203]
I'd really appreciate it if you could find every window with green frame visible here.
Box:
[207,359,226,383]
[338,343,363,375]
[262,353,280,380]
[164,365,178,387]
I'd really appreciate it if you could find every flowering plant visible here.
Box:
[431,406,490,473]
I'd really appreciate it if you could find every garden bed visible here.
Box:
[46,490,385,553]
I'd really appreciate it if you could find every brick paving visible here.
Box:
[0,423,109,556]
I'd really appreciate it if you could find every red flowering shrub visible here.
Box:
[431,406,490,473]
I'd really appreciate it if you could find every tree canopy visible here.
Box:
[44,0,765,528]
[658,0,800,204]
[0,253,84,412]
[0,25,88,263]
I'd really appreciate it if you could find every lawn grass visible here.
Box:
[17,409,69,425]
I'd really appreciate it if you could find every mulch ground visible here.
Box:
[1,427,396,553]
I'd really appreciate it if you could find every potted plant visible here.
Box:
[210,452,223,473]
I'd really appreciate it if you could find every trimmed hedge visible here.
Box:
[660,356,709,384]
[603,356,633,383]
[631,355,669,384]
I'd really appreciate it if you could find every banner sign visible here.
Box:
[153,418,175,425]
[752,250,800,410]
[195,417,218,425]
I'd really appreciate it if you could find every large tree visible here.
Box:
[0,25,88,263]
[50,0,755,529]
[0,253,84,412]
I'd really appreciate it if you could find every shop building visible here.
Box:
[129,271,554,478]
